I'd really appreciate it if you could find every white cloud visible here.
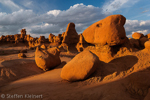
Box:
[125,20,150,37]
[0,3,105,37]
[102,0,129,13]
[0,9,36,25]
[47,10,61,16]
[29,3,105,35]
[132,30,148,35]
[0,0,21,11]
[1,1,149,39]
[102,0,139,14]
[142,10,149,13]
[23,0,33,8]
[140,21,146,26]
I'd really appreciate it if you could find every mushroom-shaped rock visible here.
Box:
[82,14,126,46]
[132,32,144,39]
[62,22,79,44]
[35,47,61,71]
[61,50,99,81]
[144,41,150,49]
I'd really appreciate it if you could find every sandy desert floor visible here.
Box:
[0,44,150,100]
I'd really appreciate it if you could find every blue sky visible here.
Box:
[0,0,150,38]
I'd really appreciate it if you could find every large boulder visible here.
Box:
[86,45,113,63]
[35,47,61,71]
[62,22,79,44]
[82,14,126,46]
[144,41,150,49]
[146,33,150,39]
[61,50,99,81]
[132,32,144,39]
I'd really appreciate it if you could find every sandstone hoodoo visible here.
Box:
[132,32,144,39]
[35,47,61,71]
[38,36,46,43]
[20,29,26,39]
[81,15,132,62]
[25,34,31,42]
[76,34,88,52]
[53,34,62,44]
[61,50,99,81]
[82,14,126,46]
[62,22,79,44]
[49,33,55,43]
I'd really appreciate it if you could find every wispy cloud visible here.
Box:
[141,10,149,13]
[0,0,21,11]
[102,0,129,13]
[102,0,139,14]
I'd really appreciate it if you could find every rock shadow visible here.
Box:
[0,59,43,86]
[92,55,138,80]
